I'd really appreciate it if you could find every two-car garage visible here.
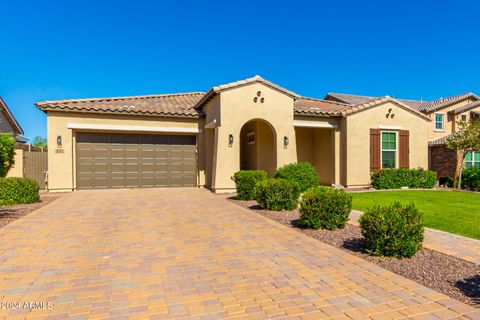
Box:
[75,132,197,189]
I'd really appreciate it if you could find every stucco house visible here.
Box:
[0,97,26,142]
[325,92,480,178]
[37,76,433,192]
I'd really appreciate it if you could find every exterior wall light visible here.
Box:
[57,135,62,148]
[284,136,289,148]
[228,134,234,147]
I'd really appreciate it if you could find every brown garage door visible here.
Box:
[76,132,197,189]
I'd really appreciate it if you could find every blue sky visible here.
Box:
[1,0,480,140]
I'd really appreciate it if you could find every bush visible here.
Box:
[371,168,437,189]
[0,177,40,205]
[299,186,352,230]
[359,202,424,257]
[273,162,319,192]
[461,167,480,191]
[439,176,454,188]
[254,178,300,211]
[232,170,268,200]
[0,133,15,177]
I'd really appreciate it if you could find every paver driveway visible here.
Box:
[0,188,477,319]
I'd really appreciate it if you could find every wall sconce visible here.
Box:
[56,135,62,148]
[284,136,289,148]
[228,134,234,147]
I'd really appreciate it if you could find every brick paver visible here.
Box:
[0,188,477,319]
[350,210,480,265]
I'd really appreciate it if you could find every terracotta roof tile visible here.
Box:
[294,97,351,116]
[429,134,452,146]
[36,92,205,118]
[326,93,427,110]
[418,92,479,112]
[450,100,480,114]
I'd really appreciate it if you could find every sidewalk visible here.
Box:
[350,210,480,265]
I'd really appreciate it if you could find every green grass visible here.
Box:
[351,190,480,240]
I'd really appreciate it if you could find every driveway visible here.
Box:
[0,188,477,319]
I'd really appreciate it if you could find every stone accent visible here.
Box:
[430,145,457,178]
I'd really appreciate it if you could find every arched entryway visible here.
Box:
[240,119,277,175]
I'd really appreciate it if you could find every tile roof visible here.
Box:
[429,134,452,146]
[450,100,480,114]
[294,97,352,116]
[36,92,206,118]
[0,97,24,135]
[341,97,431,120]
[417,92,479,112]
[194,75,300,109]
[326,93,426,110]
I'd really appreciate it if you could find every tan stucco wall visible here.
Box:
[344,102,429,187]
[427,98,477,140]
[7,149,24,177]
[210,83,297,191]
[46,111,202,191]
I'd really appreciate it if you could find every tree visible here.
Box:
[446,120,480,190]
[0,133,15,177]
[32,136,47,149]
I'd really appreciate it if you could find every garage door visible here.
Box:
[76,132,197,189]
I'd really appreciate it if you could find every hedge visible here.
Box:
[461,167,480,191]
[0,177,40,205]
[299,186,352,230]
[359,202,424,257]
[232,170,268,200]
[273,162,319,192]
[254,178,300,211]
[371,168,437,189]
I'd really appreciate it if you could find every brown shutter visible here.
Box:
[399,130,410,168]
[370,129,381,171]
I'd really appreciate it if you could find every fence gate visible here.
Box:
[24,151,48,190]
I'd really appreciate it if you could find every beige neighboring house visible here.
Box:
[326,92,480,178]
[36,76,432,192]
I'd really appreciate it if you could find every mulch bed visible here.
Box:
[0,193,63,228]
[228,197,480,308]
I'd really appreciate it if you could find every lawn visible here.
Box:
[350,190,480,240]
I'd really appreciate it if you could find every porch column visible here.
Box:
[332,128,341,185]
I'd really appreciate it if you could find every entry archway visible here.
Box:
[240,119,277,175]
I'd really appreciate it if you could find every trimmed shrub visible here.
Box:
[439,176,454,188]
[0,133,15,177]
[232,170,268,200]
[461,167,480,191]
[0,177,40,205]
[371,168,437,189]
[254,178,300,211]
[359,202,424,257]
[273,162,319,192]
[299,186,352,230]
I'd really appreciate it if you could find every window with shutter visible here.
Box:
[370,129,381,171]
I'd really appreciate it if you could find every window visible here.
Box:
[461,114,468,122]
[466,152,480,169]
[435,113,444,130]
[381,132,397,168]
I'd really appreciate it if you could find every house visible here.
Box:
[0,97,26,143]
[36,76,431,192]
[326,92,480,178]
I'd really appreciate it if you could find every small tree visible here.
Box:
[32,136,48,149]
[446,120,480,190]
[0,133,15,177]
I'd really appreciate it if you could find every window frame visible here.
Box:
[381,131,398,169]
[466,151,480,169]
[434,112,445,131]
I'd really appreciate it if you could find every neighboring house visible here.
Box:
[36,76,431,192]
[326,92,480,178]
[0,97,26,142]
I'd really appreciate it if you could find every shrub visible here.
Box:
[299,186,352,230]
[254,178,300,211]
[232,170,268,200]
[371,168,437,189]
[359,202,424,257]
[0,177,40,205]
[439,176,454,188]
[0,133,15,177]
[273,162,319,192]
[461,167,480,191]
